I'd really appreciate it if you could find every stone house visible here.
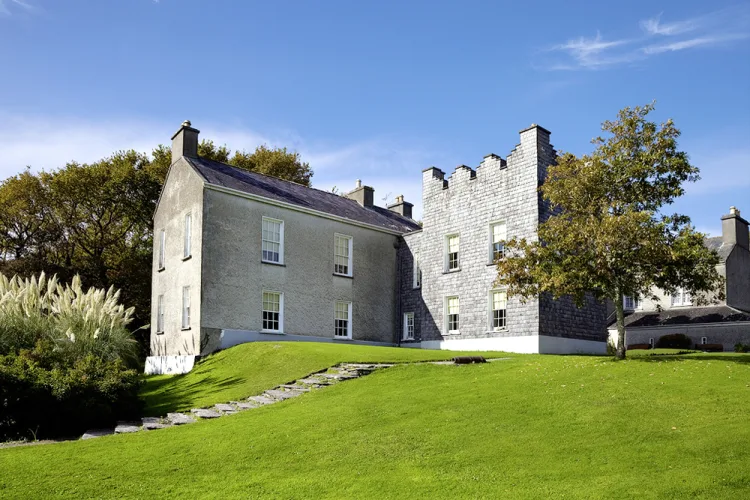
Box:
[608,207,750,351]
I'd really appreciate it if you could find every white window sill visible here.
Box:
[181,327,191,331]
[447,330,460,335]
[333,336,352,341]
[157,267,165,273]
[261,260,286,267]
[443,268,461,274]
[155,330,165,335]
[182,255,192,261]
[261,330,285,335]
[333,273,353,279]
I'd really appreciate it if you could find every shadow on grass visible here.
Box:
[139,374,245,416]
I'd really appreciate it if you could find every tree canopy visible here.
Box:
[495,103,722,359]
[0,141,312,358]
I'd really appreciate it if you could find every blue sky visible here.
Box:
[0,0,748,234]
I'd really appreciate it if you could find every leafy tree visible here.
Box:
[495,103,722,360]
[230,145,313,186]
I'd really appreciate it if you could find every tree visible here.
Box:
[229,145,313,186]
[495,103,722,360]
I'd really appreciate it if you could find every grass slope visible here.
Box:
[141,342,508,415]
[1,347,749,499]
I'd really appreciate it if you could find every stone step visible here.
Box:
[142,417,171,430]
[114,422,141,434]
[214,403,239,413]
[248,395,277,405]
[167,412,196,425]
[317,372,357,380]
[81,429,113,440]
[191,408,222,419]
[281,384,310,392]
[231,401,260,410]
[297,378,330,386]
[264,389,303,401]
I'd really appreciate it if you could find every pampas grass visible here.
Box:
[0,272,138,365]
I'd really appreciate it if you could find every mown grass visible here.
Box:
[140,342,510,415]
[1,345,748,499]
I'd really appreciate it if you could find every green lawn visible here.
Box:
[141,342,510,415]
[1,345,749,499]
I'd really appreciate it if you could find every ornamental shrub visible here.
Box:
[0,341,141,441]
[655,333,692,350]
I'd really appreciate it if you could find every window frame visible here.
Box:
[183,213,192,259]
[156,294,164,333]
[334,300,353,339]
[333,233,353,277]
[403,312,415,340]
[261,217,285,265]
[489,221,507,263]
[623,295,642,311]
[181,286,191,330]
[158,229,166,270]
[261,290,284,333]
[671,287,692,307]
[413,254,422,289]
[444,234,460,272]
[445,295,460,335]
[489,289,507,332]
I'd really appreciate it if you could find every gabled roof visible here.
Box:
[617,305,750,328]
[186,157,421,234]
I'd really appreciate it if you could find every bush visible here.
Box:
[735,343,750,353]
[655,334,693,350]
[0,341,141,441]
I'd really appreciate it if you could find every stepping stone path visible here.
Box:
[79,360,502,440]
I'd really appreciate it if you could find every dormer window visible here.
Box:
[671,288,692,307]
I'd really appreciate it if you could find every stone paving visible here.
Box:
[80,363,395,439]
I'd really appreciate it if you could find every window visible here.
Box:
[156,294,164,333]
[262,217,284,264]
[671,287,692,306]
[403,312,415,340]
[183,213,192,259]
[413,254,422,289]
[445,234,460,271]
[158,229,165,270]
[334,234,353,276]
[648,338,654,347]
[623,296,642,310]
[181,286,190,329]
[701,337,707,345]
[490,222,506,262]
[262,291,283,332]
[334,301,352,338]
[445,296,459,334]
[490,290,507,331]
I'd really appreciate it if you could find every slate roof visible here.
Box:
[704,236,734,261]
[618,305,750,328]
[186,157,421,234]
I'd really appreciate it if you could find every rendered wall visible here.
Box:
[150,158,204,356]
[199,188,400,348]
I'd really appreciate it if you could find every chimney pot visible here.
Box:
[387,195,413,219]
[730,206,739,216]
[356,179,362,188]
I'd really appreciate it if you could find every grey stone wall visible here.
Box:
[398,230,429,343]
[404,126,556,342]
[199,188,401,348]
[726,246,750,311]
[150,158,205,356]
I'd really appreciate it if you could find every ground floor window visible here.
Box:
[262,291,283,332]
[490,290,507,330]
[157,294,164,333]
[403,312,414,340]
[446,296,459,334]
[181,286,190,329]
[335,301,352,338]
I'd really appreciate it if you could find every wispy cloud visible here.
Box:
[643,34,749,54]
[639,14,696,36]
[542,6,750,71]
[0,0,33,16]
[0,114,432,219]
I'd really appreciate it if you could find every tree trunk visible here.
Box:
[614,288,627,360]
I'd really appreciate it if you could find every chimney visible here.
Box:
[388,194,414,219]
[344,180,374,208]
[721,206,749,249]
[171,120,200,163]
